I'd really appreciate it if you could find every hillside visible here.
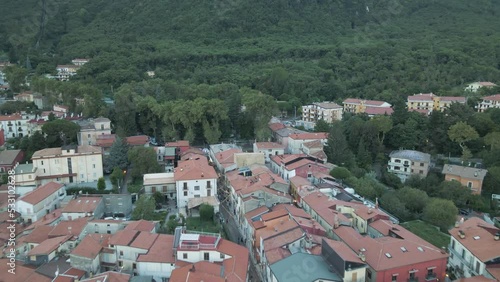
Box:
[1,0,500,104]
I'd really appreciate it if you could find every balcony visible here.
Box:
[407,278,418,282]
[448,246,478,276]
[425,274,437,281]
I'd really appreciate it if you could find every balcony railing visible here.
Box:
[425,274,437,281]
[448,246,478,275]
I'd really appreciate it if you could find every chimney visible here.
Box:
[190,265,196,272]
[358,252,366,262]
[367,208,373,214]
[458,230,465,239]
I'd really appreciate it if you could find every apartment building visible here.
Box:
[476,94,500,113]
[270,154,331,181]
[31,145,103,185]
[209,143,243,173]
[78,118,112,146]
[253,142,286,163]
[343,98,392,116]
[174,157,217,209]
[447,217,500,281]
[16,182,66,223]
[465,82,497,92]
[0,113,33,139]
[287,132,328,154]
[302,102,343,123]
[56,64,79,81]
[14,91,45,109]
[442,164,488,195]
[387,150,431,182]
[407,93,466,115]
[143,172,176,200]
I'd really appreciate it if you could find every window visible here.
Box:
[107,230,111,234]
[394,166,400,171]
[451,239,455,250]
[220,253,225,259]
[194,186,200,191]
[427,269,435,277]
[475,261,480,273]
[366,269,372,280]
[163,186,167,192]
[41,161,44,165]
[120,250,124,256]
[88,134,91,138]
[183,183,188,189]
[204,252,209,261]
[409,272,415,279]
[207,181,211,188]
[118,261,123,267]
[57,177,61,181]
[395,159,401,163]
[391,274,397,282]
[183,253,187,259]
[207,189,211,197]
[420,162,424,167]
[194,195,200,198]
[419,170,424,174]
[461,249,466,259]
[133,263,137,269]
[43,169,46,173]
[307,173,312,178]
[184,191,188,196]
[467,182,473,189]
[93,164,96,168]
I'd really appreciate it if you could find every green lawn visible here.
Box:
[186,217,222,234]
[401,220,451,249]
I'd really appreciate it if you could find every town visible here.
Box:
[0,56,499,282]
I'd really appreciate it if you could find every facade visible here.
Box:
[465,82,497,92]
[302,102,343,124]
[174,157,218,209]
[0,149,24,172]
[14,163,38,186]
[343,98,392,116]
[78,118,112,146]
[69,233,111,275]
[31,145,103,185]
[271,154,330,181]
[442,164,488,195]
[143,172,176,200]
[287,132,328,154]
[476,94,500,112]
[26,235,71,266]
[447,217,500,281]
[16,182,66,223]
[253,142,286,163]
[387,150,431,182]
[407,93,467,114]
[0,113,33,139]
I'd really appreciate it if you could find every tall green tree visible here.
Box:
[132,195,156,220]
[370,115,393,144]
[97,177,106,191]
[396,186,429,214]
[448,121,479,160]
[128,147,162,180]
[423,198,458,231]
[105,137,129,172]
[114,85,138,137]
[4,65,27,92]
[42,119,80,147]
[241,88,277,141]
[325,122,355,168]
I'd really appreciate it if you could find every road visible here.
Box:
[119,168,131,194]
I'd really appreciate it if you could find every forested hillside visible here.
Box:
[2,0,500,101]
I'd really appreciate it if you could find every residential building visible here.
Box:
[253,142,286,163]
[0,113,32,139]
[16,182,66,223]
[465,82,497,92]
[287,132,328,154]
[271,126,307,149]
[78,118,112,146]
[31,145,103,185]
[301,140,328,162]
[387,150,431,182]
[302,102,343,123]
[442,164,488,195]
[25,235,72,265]
[85,219,127,235]
[477,94,500,112]
[61,196,104,220]
[165,140,190,155]
[69,233,111,275]
[209,143,242,173]
[234,152,265,168]
[71,58,89,66]
[0,149,24,172]
[14,163,38,187]
[270,154,331,181]
[14,91,44,109]
[56,65,79,81]
[153,146,176,171]
[174,157,217,209]
[343,98,392,116]
[407,93,467,114]
[143,172,176,200]
[0,258,52,281]
[447,217,500,281]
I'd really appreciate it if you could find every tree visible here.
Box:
[114,85,138,137]
[105,137,129,172]
[448,122,479,160]
[396,186,429,214]
[482,166,500,196]
[202,120,222,144]
[329,167,352,180]
[128,147,162,180]
[370,115,392,144]
[241,88,277,140]
[153,191,164,206]
[380,192,412,221]
[200,204,215,221]
[97,177,106,191]
[42,119,80,147]
[4,65,27,92]
[484,132,500,151]
[423,198,458,231]
[325,122,355,168]
[314,119,331,132]
[110,167,124,188]
[132,195,156,220]
[356,139,372,169]
[381,170,403,189]
[438,180,471,208]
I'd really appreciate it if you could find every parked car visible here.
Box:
[459,209,470,216]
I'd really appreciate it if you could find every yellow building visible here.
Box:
[407,93,466,114]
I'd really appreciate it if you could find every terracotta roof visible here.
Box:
[80,271,130,282]
[288,132,328,140]
[284,159,326,171]
[165,140,189,147]
[0,149,22,165]
[309,150,328,160]
[19,182,64,205]
[170,261,225,282]
[261,209,289,221]
[244,206,270,220]
[290,176,312,187]
[254,142,286,150]
[262,227,305,251]
[270,154,308,166]
[453,276,497,282]
[323,238,364,263]
[482,94,500,101]
[269,123,286,132]
[0,258,52,282]
[448,217,500,262]
[409,108,431,115]
[48,217,89,239]
[302,140,323,149]
[126,135,149,146]
[343,98,390,107]
[130,232,159,249]
[124,219,156,232]
[273,204,312,219]
[109,229,140,246]
[28,235,71,255]
[407,93,436,101]
[214,148,242,167]
[0,114,22,121]
[180,148,206,160]
[137,234,175,263]
[476,82,497,87]
[62,197,102,213]
[440,96,466,102]
[443,164,488,180]
[70,234,111,259]
[174,157,217,181]
[265,247,292,264]
[23,225,54,244]
[26,209,62,229]
[365,106,394,115]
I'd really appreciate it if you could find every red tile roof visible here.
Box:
[254,142,286,150]
[365,106,394,116]
[126,135,149,146]
[214,148,242,168]
[28,235,71,255]
[48,217,89,239]
[175,157,217,181]
[244,206,270,220]
[166,140,189,147]
[70,234,111,259]
[323,238,364,263]
[19,182,64,205]
[269,123,286,132]
[407,93,436,101]
[260,209,288,221]
[80,271,130,282]
[23,225,54,244]
[124,219,156,232]
[477,82,497,87]
[0,258,52,282]
[483,94,500,101]
[288,132,328,140]
[0,114,22,121]
[109,229,140,246]
[137,234,175,263]
[62,197,102,213]
[440,96,466,102]
[130,232,158,249]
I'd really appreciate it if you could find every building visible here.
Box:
[0,149,24,172]
[407,93,467,114]
[71,58,89,66]
[16,182,66,223]
[270,154,331,181]
[174,157,218,209]
[14,163,38,187]
[465,82,497,92]
[209,143,243,173]
[343,98,392,116]
[56,65,79,81]
[301,140,328,162]
[69,233,111,275]
[14,91,45,109]
[143,172,176,200]
[253,142,286,163]
[61,196,104,220]
[387,150,431,182]
[78,118,112,146]
[25,235,72,266]
[302,102,343,124]
[447,217,500,281]
[287,132,328,154]
[442,165,488,195]
[476,94,500,112]
[0,113,33,139]
[31,145,103,185]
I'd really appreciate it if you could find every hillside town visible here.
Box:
[0,67,499,282]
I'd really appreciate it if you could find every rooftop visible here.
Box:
[23,225,54,244]
[174,157,218,181]
[143,172,175,186]
[62,197,102,213]
[311,101,343,109]
[0,259,52,282]
[124,219,157,232]
[442,164,488,180]
[365,106,394,116]
[48,217,89,239]
[19,182,64,205]
[70,234,111,259]
[80,271,130,282]
[482,94,500,101]
[270,252,341,282]
[32,145,101,158]
[165,140,189,147]
[449,217,500,262]
[0,149,22,165]
[407,93,436,101]
[137,234,175,263]
[389,150,431,163]
[288,132,328,140]
[28,235,71,256]
[254,142,286,150]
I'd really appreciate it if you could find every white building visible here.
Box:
[13,163,38,187]
[387,150,431,182]
[286,132,328,154]
[448,217,500,280]
[56,65,79,81]
[465,81,497,92]
[174,157,218,209]
[253,142,286,163]
[78,117,112,146]
[31,145,103,185]
[0,113,33,139]
[302,102,343,124]
[477,94,500,113]
[71,58,89,66]
[143,172,176,200]
[16,182,66,223]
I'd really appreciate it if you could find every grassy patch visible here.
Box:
[186,217,221,234]
[401,220,450,249]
